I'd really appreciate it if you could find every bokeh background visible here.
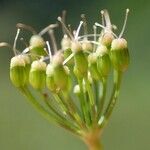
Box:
[0,0,149,150]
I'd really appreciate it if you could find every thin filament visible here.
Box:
[77,34,101,40]
[62,10,67,34]
[63,53,74,65]
[39,24,58,36]
[80,40,100,46]
[102,9,112,29]
[0,42,12,49]
[57,16,74,40]
[101,10,105,26]
[95,22,118,38]
[48,29,58,54]
[81,14,88,36]
[46,41,52,62]
[119,8,130,38]
[16,23,37,34]
[74,21,83,40]
[13,28,21,55]
[93,25,97,51]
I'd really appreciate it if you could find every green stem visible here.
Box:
[97,77,107,120]
[54,93,70,115]
[19,86,80,135]
[84,77,96,123]
[52,93,81,125]
[43,92,81,127]
[41,92,82,129]
[100,70,122,127]
[78,78,91,127]
[40,92,67,120]
[93,80,99,107]
[60,92,84,128]
[53,93,68,115]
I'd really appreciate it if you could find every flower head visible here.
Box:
[2,9,130,141]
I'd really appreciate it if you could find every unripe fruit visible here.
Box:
[21,55,31,82]
[46,64,57,92]
[10,55,27,87]
[71,41,88,78]
[96,45,111,77]
[29,35,47,57]
[88,53,101,80]
[54,65,70,91]
[73,51,88,78]
[99,32,114,49]
[52,52,70,91]
[110,38,129,72]
[29,60,46,90]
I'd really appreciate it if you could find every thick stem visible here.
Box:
[82,129,103,150]
[87,138,103,150]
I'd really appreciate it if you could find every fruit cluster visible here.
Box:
[7,9,130,136]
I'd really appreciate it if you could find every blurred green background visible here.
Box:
[0,0,149,149]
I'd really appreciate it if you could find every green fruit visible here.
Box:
[88,53,101,80]
[96,45,111,77]
[97,54,111,77]
[46,64,57,92]
[10,66,27,87]
[53,65,69,91]
[110,38,129,72]
[29,35,47,58]
[10,55,28,87]
[74,51,88,78]
[29,60,46,90]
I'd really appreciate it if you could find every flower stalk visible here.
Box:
[82,128,103,150]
